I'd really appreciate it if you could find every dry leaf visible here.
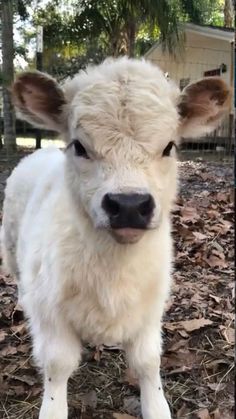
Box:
[124,368,139,388]
[80,390,97,409]
[113,415,137,419]
[203,255,228,268]
[164,318,213,333]
[180,318,213,332]
[93,345,103,362]
[216,192,229,202]
[10,323,26,335]
[123,396,141,416]
[192,232,207,240]
[11,302,24,323]
[181,206,200,222]
[178,329,189,338]
[196,408,211,419]
[162,351,197,369]
[220,327,235,345]
[209,294,221,304]
[207,382,226,392]
[176,404,190,418]
[8,374,38,386]
[212,410,234,419]
[0,330,6,343]
[168,339,189,352]
[0,345,17,356]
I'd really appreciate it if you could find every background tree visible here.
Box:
[223,0,234,27]
[1,0,16,153]
[75,0,182,58]
[0,0,38,154]
[1,0,16,154]
[31,0,231,80]
[31,0,182,78]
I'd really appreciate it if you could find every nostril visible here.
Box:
[138,195,155,217]
[102,194,120,217]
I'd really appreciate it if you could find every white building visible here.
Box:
[145,23,234,142]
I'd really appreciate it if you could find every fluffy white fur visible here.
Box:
[1,57,230,419]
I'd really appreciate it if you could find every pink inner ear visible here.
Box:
[21,84,48,113]
[178,77,231,120]
[12,72,65,118]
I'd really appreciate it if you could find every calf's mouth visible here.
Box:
[110,228,145,244]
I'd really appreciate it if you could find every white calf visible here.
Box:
[1,57,230,419]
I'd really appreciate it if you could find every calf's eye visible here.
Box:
[72,139,89,159]
[162,141,176,157]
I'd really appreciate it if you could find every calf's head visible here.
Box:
[12,58,231,244]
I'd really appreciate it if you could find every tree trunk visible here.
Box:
[224,0,234,27]
[127,20,136,58]
[1,0,17,154]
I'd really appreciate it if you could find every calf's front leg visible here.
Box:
[32,324,81,419]
[126,326,171,419]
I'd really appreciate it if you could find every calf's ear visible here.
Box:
[12,71,66,132]
[177,77,231,139]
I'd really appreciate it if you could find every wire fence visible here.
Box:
[0,115,234,163]
[179,115,234,162]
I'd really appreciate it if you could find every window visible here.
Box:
[204,68,221,77]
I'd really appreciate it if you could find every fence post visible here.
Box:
[227,41,234,155]
[35,26,43,150]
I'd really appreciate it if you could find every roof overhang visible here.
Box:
[184,23,234,43]
[145,23,234,58]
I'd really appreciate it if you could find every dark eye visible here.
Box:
[72,139,89,159]
[162,141,176,157]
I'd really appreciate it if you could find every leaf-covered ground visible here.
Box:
[0,150,234,419]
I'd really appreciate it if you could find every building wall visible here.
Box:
[145,30,234,139]
[146,30,232,88]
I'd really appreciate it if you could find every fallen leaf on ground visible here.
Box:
[196,408,211,419]
[10,323,26,335]
[207,382,226,392]
[192,232,208,240]
[124,368,139,388]
[203,255,228,268]
[80,390,97,409]
[216,192,229,202]
[176,404,190,417]
[209,294,221,304]
[162,351,197,369]
[113,415,137,419]
[0,345,17,356]
[7,374,38,386]
[11,302,24,323]
[168,338,189,352]
[220,327,235,345]
[212,408,234,419]
[181,206,200,222]
[164,318,213,332]
[0,330,6,342]
[123,396,141,416]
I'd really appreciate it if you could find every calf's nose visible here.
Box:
[102,193,155,229]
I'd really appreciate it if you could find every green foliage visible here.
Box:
[75,0,181,55]
[179,0,225,25]
[31,2,91,76]
[33,3,73,50]
[16,0,29,20]
[17,0,229,78]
